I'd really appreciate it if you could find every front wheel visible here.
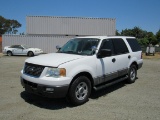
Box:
[67,76,91,105]
[7,51,12,56]
[127,64,137,83]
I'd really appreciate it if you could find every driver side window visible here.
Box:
[100,39,114,55]
[17,45,23,49]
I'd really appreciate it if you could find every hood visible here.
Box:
[25,53,84,67]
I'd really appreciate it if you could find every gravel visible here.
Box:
[0,55,160,120]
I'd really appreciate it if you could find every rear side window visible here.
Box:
[112,38,129,55]
[126,38,141,52]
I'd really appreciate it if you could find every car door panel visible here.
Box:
[13,48,23,55]
[95,38,130,85]
[95,39,118,85]
[21,49,28,55]
[95,56,119,85]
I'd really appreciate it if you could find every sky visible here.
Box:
[0,0,160,34]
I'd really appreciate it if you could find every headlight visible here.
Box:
[46,68,66,78]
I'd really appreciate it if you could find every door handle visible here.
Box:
[112,58,116,63]
[128,55,131,59]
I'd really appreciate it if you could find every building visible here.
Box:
[2,16,116,53]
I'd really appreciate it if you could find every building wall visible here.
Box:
[2,35,73,53]
[27,16,116,36]
[3,16,116,53]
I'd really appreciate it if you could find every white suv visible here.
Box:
[20,36,143,105]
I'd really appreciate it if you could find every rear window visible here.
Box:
[126,38,141,52]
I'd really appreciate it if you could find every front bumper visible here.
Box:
[21,77,69,98]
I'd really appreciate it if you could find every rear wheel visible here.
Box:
[127,64,137,83]
[7,51,12,56]
[67,76,91,105]
[28,51,34,57]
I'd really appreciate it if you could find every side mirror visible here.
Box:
[91,46,97,51]
[97,49,112,58]
[56,45,61,50]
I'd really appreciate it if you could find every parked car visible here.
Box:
[20,36,143,105]
[3,45,43,57]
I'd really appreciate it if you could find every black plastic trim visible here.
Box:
[21,78,69,98]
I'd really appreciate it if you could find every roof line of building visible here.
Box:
[27,15,116,20]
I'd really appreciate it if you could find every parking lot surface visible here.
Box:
[0,55,160,120]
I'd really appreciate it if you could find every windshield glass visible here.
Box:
[58,38,100,55]
[23,45,30,49]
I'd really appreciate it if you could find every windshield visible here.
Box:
[22,45,30,49]
[58,38,100,55]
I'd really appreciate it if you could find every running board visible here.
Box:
[93,75,128,91]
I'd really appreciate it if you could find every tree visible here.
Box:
[0,16,7,35]
[116,30,120,36]
[132,27,147,39]
[146,32,158,45]
[0,16,21,35]
[137,38,149,46]
[156,29,160,43]
[120,26,147,39]
[121,28,133,36]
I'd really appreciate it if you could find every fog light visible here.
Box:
[46,88,54,92]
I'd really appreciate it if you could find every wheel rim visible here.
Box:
[75,82,88,100]
[130,68,136,80]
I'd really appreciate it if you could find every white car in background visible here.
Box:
[3,45,43,57]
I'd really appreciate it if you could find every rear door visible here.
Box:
[95,38,130,85]
[111,38,130,76]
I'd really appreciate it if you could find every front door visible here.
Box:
[12,45,23,55]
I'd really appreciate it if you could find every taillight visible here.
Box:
[141,52,143,59]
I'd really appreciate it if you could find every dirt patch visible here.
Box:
[142,52,160,59]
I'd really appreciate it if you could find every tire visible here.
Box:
[67,76,91,105]
[28,51,34,57]
[7,51,12,56]
[127,64,137,83]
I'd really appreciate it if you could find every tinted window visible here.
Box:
[100,39,114,55]
[112,38,129,55]
[126,38,141,52]
[10,45,20,48]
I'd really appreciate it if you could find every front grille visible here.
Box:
[24,63,45,77]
